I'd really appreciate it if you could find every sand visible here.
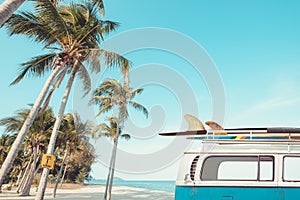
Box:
[0,185,174,200]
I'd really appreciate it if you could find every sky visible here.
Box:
[0,0,300,180]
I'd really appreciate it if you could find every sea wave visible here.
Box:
[85,179,175,193]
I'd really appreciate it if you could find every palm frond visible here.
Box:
[35,0,70,46]
[128,101,149,118]
[84,48,101,73]
[92,0,105,17]
[5,12,55,45]
[92,89,113,98]
[95,104,113,117]
[85,48,131,73]
[97,123,110,131]
[76,13,119,46]
[92,79,121,99]
[105,116,118,124]
[120,133,130,140]
[10,53,57,85]
[58,5,75,24]
[129,88,144,99]
[101,50,132,70]
[94,115,122,139]
[100,79,122,95]
[0,117,23,133]
[94,98,110,108]
[77,64,91,96]
[97,20,119,38]
[69,4,102,46]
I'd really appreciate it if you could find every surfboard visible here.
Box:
[159,127,300,140]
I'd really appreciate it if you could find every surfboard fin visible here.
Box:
[184,114,205,131]
[205,121,227,135]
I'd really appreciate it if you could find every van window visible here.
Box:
[283,156,300,181]
[201,156,274,181]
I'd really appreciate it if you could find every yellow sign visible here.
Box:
[41,154,56,170]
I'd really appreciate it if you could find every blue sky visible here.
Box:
[0,0,300,180]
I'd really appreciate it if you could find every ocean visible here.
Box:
[85,179,176,193]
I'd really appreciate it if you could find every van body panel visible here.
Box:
[175,186,283,200]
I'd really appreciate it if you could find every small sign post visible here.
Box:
[41,154,56,170]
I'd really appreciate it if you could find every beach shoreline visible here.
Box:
[0,184,174,200]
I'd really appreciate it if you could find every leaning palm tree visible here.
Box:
[0,0,130,194]
[90,78,148,200]
[0,107,55,196]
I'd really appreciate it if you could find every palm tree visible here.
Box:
[52,113,96,198]
[19,110,54,196]
[94,115,130,199]
[90,78,148,200]
[0,0,130,193]
[0,107,55,196]
[33,0,130,198]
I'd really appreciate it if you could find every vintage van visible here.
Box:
[161,127,300,200]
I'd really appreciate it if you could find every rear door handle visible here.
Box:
[222,196,233,200]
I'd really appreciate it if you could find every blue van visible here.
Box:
[162,127,300,200]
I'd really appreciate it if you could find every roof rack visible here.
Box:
[159,127,300,142]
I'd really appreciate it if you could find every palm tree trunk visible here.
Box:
[35,68,77,200]
[34,164,40,177]
[0,0,25,27]
[60,156,69,188]
[19,165,35,196]
[106,137,119,200]
[0,65,63,191]
[39,68,68,115]
[34,165,41,193]
[17,154,33,193]
[103,148,114,199]
[123,70,129,89]
[19,145,38,196]
[105,111,122,200]
[15,167,23,187]
[52,146,68,198]
[17,167,30,194]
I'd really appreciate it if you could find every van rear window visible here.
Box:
[283,156,300,182]
[201,156,274,181]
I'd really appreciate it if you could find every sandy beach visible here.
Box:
[0,185,174,200]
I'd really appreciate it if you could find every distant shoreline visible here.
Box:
[0,184,174,200]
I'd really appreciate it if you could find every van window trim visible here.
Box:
[200,155,275,182]
[282,155,300,182]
